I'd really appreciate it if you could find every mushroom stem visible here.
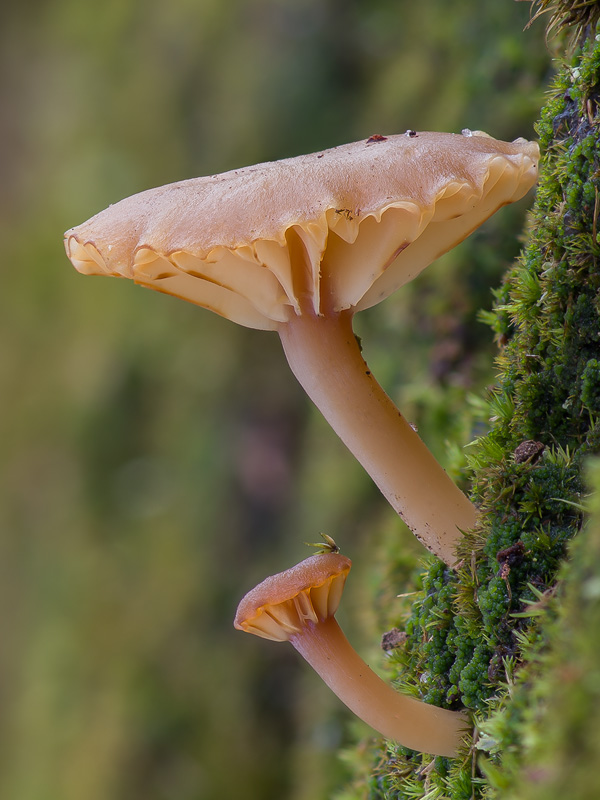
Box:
[290,615,468,757]
[278,310,477,565]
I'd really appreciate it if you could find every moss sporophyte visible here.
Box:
[65,131,538,566]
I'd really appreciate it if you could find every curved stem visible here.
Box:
[291,616,469,757]
[278,311,477,566]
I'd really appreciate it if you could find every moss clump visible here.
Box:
[336,14,600,800]
[525,0,600,43]
[477,458,600,800]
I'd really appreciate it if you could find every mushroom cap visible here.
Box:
[65,131,539,331]
[234,552,352,642]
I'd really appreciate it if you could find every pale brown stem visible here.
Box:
[291,616,469,757]
[278,311,478,566]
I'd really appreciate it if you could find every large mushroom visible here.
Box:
[234,551,469,757]
[64,130,539,565]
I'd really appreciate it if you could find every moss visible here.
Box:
[335,12,600,800]
[524,0,600,43]
[477,458,600,799]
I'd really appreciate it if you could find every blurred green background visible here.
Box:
[0,2,549,798]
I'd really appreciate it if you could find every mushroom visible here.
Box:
[234,551,469,757]
[64,130,539,565]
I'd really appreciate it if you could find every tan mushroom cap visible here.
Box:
[65,131,539,331]
[234,552,352,642]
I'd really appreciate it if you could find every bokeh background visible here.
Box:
[0,2,549,798]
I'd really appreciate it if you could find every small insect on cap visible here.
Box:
[234,553,352,642]
[64,131,539,330]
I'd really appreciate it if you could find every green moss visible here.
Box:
[581,358,600,408]
[477,458,600,799]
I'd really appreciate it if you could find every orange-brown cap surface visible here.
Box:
[234,553,352,641]
[65,131,539,330]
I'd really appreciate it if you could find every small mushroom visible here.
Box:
[64,131,539,565]
[234,551,469,757]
